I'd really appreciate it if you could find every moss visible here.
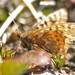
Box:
[42,6,51,16]
[52,55,65,69]
[0,60,29,75]
[0,8,8,22]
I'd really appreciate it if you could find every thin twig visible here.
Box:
[0,5,24,37]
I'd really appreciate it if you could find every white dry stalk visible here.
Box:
[23,0,43,22]
[0,4,24,37]
[2,22,19,44]
[40,1,56,6]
